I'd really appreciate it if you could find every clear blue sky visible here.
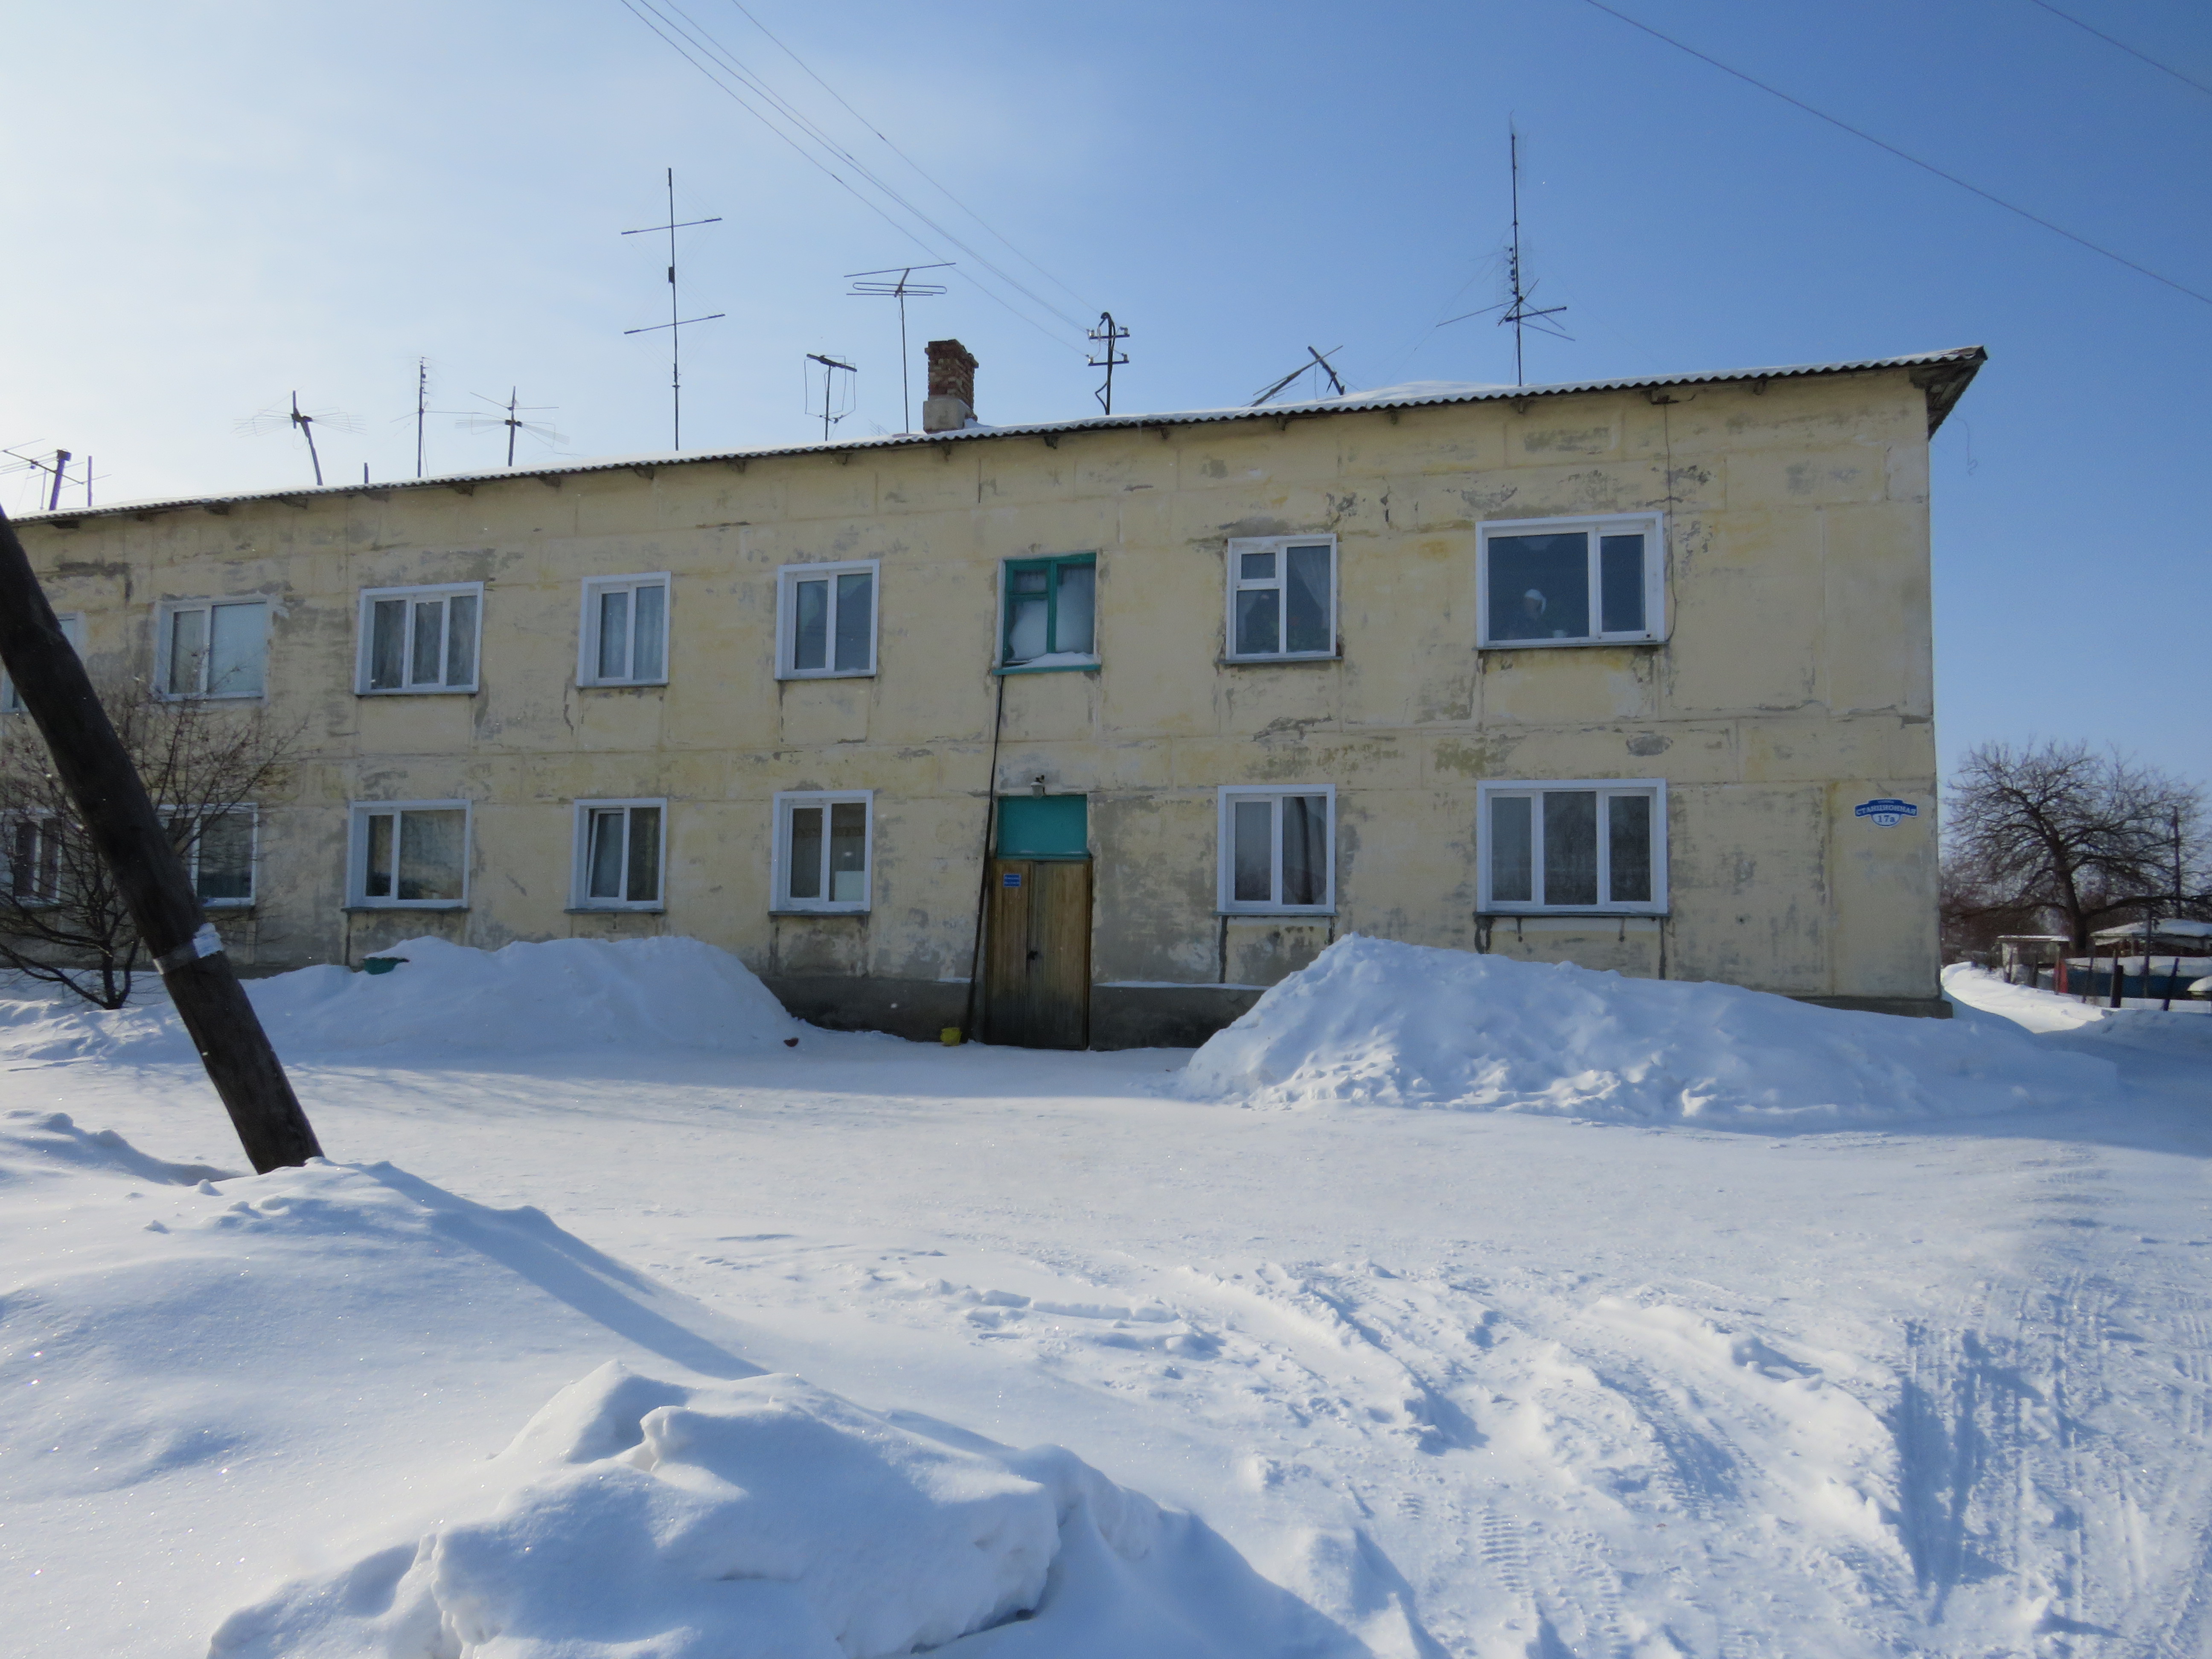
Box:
[4,0,2206,784]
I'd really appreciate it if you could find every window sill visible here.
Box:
[1479,909,1669,920]
[1218,653,1339,667]
[578,679,669,690]
[1217,908,1336,919]
[776,670,875,682]
[156,692,266,704]
[202,902,256,912]
[565,905,666,915]
[1478,637,1663,652]
[355,687,479,697]
[994,659,1100,676]
[769,906,870,917]
[341,903,468,913]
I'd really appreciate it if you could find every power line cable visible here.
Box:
[1575,0,2212,310]
[620,0,1090,352]
[2023,0,2212,99]
[717,0,1094,310]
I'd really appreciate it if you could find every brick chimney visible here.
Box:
[922,339,978,433]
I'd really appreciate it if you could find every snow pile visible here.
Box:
[213,1365,1166,1659]
[0,934,798,1062]
[1181,935,2115,1123]
[2,1111,1351,1658]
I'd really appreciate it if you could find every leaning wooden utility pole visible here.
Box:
[0,506,322,1172]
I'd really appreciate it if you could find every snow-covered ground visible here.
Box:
[4,940,2209,1656]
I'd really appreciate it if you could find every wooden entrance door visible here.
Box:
[984,857,1092,1049]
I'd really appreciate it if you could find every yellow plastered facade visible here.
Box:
[10,362,1951,1039]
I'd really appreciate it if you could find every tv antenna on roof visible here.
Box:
[457,388,565,467]
[1443,124,1570,386]
[847,264,950,434]
[1086,312,1130,415]
[1251,345,1347,407]
[805,354,857,443]
[236,393,360,486]
[623,169,724,451]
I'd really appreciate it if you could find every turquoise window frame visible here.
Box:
[997,553,1098,672]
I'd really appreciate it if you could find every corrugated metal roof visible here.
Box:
[15,346,1985,527]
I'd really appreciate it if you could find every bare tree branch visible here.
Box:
[1943,739,2209,957]
[0,678,298,1008]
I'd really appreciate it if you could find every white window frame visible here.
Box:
[346,799,472,909]
[578,573,671,688]
[1,611,83,711]
[1216,784,1336,915]
[570,798,668,911]
[1476,779,1668,915]
[775,560,879,680]
[164,804,259,908]
[155,598,269,700]
[1223,534,1338,662]
[770,789,874,913]
[1476,512,1666,649]
[2,812,63,907]
[355,582,485,695]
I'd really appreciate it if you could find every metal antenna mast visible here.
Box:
[415,358,429,477]
[847,264,950,433]
[1499,125,1568,386]
[236,394,358,486]
[1086,312,1130,415]
[1251,345,1347,407]
[805,353,857,443]
[456,388,563,467]
[623,169,724,451]
[1439,125,1572,384]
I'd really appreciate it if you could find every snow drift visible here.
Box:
[210,1364,1262,1659]
[0,934,798,1062]
[1180,935,2115,1123]
[0,1112,1352,1659]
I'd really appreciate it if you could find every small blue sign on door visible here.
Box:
[1003,871,1023,887]
[1854,798,1919,827]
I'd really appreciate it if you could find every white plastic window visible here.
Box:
[1477,514,1664,648]
[3,815,62,905]
[0,612,83,711]
[580,576,669,687]
[160,600,268,698]
[573,800,665,908]
[358,584,483,693]
[773,791,872,911]
[1226,536,1336,660]
[776,562,877,679]
[1478,781,1666,913]
[167,807,256,906]
[349,801,469,907]
[1217,786,1334,914]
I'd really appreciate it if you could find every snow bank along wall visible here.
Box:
[9,348,1980,1041]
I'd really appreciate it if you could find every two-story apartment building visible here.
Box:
[6,343,1983,1045]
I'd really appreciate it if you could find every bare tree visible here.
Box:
[1944,739,2209,953]
[0,682,295,1008]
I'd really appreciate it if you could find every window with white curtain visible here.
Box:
[1217,786,1334,914]
[776,562,877,679]
[1225,536,1336,661]
[348,800,469,907]
[356,584,482,693]
[159,600,267,698]
[1477,780,1666,913]
[572,800,665,908]
[579,576,669,687]
[772,791,871,911]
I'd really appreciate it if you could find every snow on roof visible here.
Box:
[2093,919,2212,943]
[15,346,1986,528]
